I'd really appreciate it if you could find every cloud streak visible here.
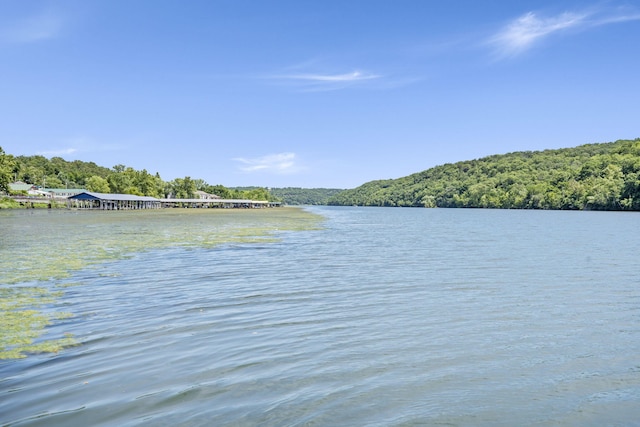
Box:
[33,136,126,158]
[489,11,587,57]
[284,71,380,83]
[233,152,301,174]
[489,6,640,58]
[272,69,382,92]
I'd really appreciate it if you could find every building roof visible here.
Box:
[68,192,161,202]
[9,182,37,192]
[193,190,220,199]
[68,192,280,205]
[163,198,271,203]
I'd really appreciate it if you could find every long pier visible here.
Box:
[65,192,282,210]
[161,198,280,209]
[8,193,282,210]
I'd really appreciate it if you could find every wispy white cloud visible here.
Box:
[489,11,588,57]
[34,136,126,158]
[233,152,302,174]
[284,71,380,83]
[271,68,383,92]
[1,10,63,43]
[488,6,640,58]
[594,8,640,26]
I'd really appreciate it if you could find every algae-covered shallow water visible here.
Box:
[1,206,640,426]
[0,207,323,359]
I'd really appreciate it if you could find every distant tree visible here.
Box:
[170,177,196,198]
[207,184,234,199]
[0,146,16,193]
[192,179,209,191]
[123,186,143,196]
[134,169,162,197]
[268,187,344,205]
[18,165,43,185]
[107,172,130,194]
[86,175,111,193]
[241,187,271,201]
[43,175,64,189]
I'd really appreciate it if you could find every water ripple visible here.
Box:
[2,208,640,426]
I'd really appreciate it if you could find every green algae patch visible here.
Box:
[56,282,84,288]
[0,287,78,359]
[1,207,323,284]
[0,207,324,359]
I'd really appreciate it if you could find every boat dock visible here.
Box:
[66,192,281,210]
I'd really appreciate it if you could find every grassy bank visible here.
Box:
[0,197,66,209]
[0,197,20,209]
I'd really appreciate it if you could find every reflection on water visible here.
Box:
[1,207,640,426]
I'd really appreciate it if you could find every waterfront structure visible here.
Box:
[67,192,280,210]
[68,192,162,210]
[8,182,39,195]
[7,183,85,198]
[45,188,86,198]
[194,190,221,200]
[161,198,280,209]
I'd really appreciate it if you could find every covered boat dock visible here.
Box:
[68,192,162,210]
[67,192,281,210]
[161,198,280,209]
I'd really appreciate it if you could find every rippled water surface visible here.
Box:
[2,207,640,426]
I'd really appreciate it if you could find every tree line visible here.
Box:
[328,139,640,210]
[0,148,277,202]
[266,187,345,205]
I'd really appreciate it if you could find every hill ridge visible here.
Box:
[328,138,640,210]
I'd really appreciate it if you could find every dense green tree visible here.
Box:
[192,179,209,191]
[107,166,133,194]
[207,184,235,199]
[268,187,343,205]
[20,165,45,186]
[86,175,111,193]
[133,169,163,197]
[241,188,272,201]
[103,166,164,196]
[43,176,64,189]
[169,177,196,199]
[14,155,110,186]
[0,146,16,194]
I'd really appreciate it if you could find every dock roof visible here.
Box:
[68,192,280,206]
[68,192,161,202]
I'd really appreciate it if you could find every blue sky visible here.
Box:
[1,1,639,188]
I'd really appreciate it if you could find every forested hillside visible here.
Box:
[328,139,640,210]
[0,149,276,201]
[269,187,345,205]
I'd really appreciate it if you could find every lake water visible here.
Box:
[1,207,640,426]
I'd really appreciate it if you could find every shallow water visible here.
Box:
[1,207,640,426]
